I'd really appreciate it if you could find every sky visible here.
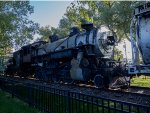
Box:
[29,1,132,60]
[30,1,71,28]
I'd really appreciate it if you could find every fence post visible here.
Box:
[28,84,32,107]
[11,81,14,98]
[66,90,71,113]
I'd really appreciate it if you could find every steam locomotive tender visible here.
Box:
[5,24,128,88]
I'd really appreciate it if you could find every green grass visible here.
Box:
[0,90,42,113]
[131,75,150,87]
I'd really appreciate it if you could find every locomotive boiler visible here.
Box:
[5,23,128,88]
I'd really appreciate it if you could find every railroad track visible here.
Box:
[128,86,150,94]
[0,75,150,106]
[49,82,150,105]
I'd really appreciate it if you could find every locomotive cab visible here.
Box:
[22,46,31,63]
[13,50,21,68]
[5,50,21,76]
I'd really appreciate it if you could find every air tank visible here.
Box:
[135,3,150,64]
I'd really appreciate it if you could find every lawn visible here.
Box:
[0,90,42,113]
[131,75,150,87]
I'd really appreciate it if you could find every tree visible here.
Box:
[64,1,146,42]
[58,16,72,37]
[0,1,39,55]
[38,25,69,42]
[38,26,52,42]
[38,17,72,42]
[38,1,146,46]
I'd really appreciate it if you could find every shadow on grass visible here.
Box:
[0,90,42,113]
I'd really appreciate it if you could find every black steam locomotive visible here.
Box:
[5,24,129,88]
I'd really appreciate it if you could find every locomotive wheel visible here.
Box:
[51,76,60,83]
[94,75,104,88]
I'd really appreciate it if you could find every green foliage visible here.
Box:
[37,1,146,46]
[63,1,146,42]
[0,1,39,55]
[38,25,69,42]
[58,16,72,37]
[38,26,52,42]
[114,48,123,61]
[38,16,73,41]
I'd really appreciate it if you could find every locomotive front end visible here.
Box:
[95,26,115,58]
[70,25,119,88]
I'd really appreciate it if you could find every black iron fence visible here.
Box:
[0,77,149,113]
